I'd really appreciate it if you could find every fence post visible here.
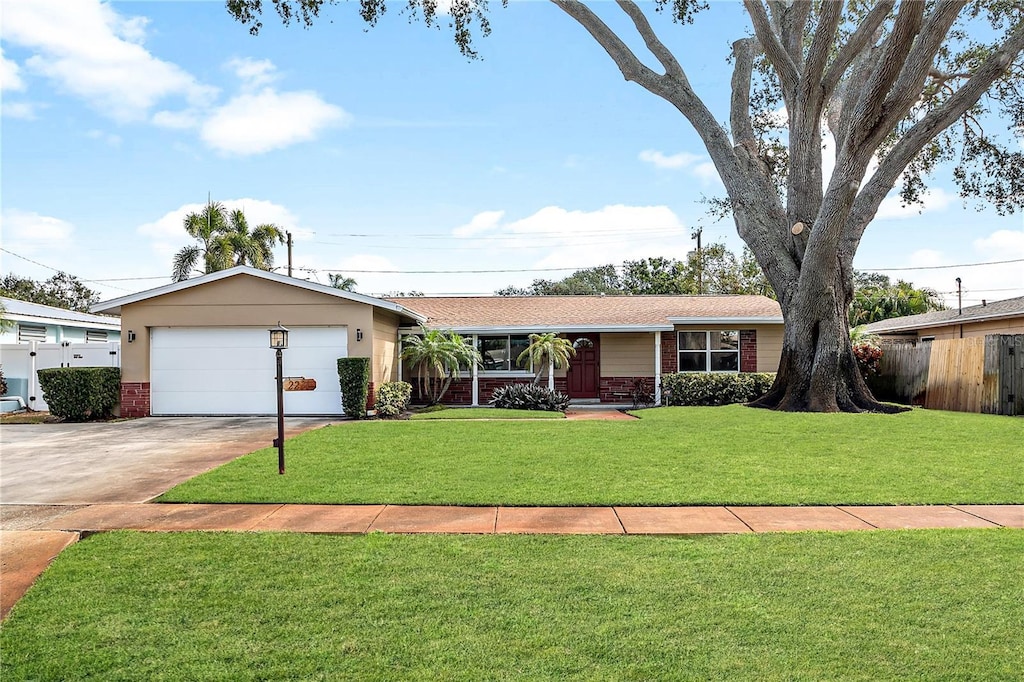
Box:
[983,335,1001,415]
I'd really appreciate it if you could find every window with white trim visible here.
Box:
[17,324,47,343]
[678,330,739,372]
[86,330,108,343]
[478,335,532,372]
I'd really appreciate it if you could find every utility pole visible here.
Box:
[692,227,703,294]
[955,277,962,315]
[286,231,293,277]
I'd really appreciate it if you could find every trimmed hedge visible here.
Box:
[661,372,775,407]
[490,383,570,412]
[337,357,371,419]
[376,381,412,418]
[37,367,121,421]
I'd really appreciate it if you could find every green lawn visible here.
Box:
[2,530,1020,681]
[159,406,1023,505]
[410,407,565,420]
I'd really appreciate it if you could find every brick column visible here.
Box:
[120,382,151,418]
[740,330,758,372]
[661,331,678,374]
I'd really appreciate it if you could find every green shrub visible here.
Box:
[376,381,412,418]
[337,358,371,419]
[661,372,775,407]
[0,364,7,397]
[37,367,121,421]
[490,383,570,412]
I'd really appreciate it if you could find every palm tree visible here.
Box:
[171,202,285,281]
[172,202,232,282]
[400,327,481,405]
[517,332,576,389]
[329,273,358,291]
[222,209,285,270]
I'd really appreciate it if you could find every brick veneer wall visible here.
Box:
[661,332,678,374]
[120,382,151,418]
[366,381,375,411]
[415,377,570,405]
[600,376,656,403]
[740,330,758,372]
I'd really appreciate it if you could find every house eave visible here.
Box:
[869,309,1024,334]
[90,266,426,323]
[6,312,121,331]
[667,316,785,325]
[399,324,674,335]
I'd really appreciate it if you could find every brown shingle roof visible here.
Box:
[861,295,1024,334]
[385,295,783,330]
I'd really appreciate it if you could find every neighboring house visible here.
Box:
[0,296,121,344]
[861,295,1024,343]
[90,265,783,417]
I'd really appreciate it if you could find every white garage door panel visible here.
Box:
[150,327,347,416]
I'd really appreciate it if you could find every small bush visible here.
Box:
[376,381,412,418]
[337,357,371,419]
[661,372,775,407]
[490,383,570,412]
[852,342,883,380]
[37,367,121,421]
[0,365,7,397]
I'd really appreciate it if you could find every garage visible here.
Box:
[150,326,347,416]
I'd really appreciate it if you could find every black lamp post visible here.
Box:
[269,322,289,474]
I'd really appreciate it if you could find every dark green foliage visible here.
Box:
[375,381,412,418]
[0,365,7,396]
[490,383,570,412]
[336,357,370,419]
[661,372,775,406]
[36,367,120,421]
[0,272,100,312]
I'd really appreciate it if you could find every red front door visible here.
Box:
[566,334,600,398]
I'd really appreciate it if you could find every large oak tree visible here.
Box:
[227,0,1024,412]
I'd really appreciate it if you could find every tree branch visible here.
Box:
[842,18,1024,261]
[743,0,800,106]
[804,0,844,89]
[552,0,662,85]
[730,37,759,149]
[823,0,895,97]
[615,0,684,79]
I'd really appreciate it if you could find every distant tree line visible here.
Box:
[0,272,100,312]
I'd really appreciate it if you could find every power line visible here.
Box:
[860,258,1024,271]
[0,248,133,292]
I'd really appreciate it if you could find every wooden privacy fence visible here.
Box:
[871,334,1023,416]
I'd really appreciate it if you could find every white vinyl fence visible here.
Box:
[0,342,121,412]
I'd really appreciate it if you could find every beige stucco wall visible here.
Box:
[911,317,1024,341]
[119,274,376,383]
[372,309,401,385]
[672,324,783,373]
[600,332,657,375]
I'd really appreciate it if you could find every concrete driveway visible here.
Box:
[0,417,331,526]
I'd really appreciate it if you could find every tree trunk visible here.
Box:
[749,269,905,413]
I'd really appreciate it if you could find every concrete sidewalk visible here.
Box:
[3,503,1021,619]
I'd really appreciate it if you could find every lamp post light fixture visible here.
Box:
[269,323,289,474]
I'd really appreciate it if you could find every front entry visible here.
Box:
[566,334,600,399]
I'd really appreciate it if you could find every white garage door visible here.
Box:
[150,326,348,416]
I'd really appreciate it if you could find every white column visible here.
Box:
[654,331,662,406]
[548,360,555,391]
[471,334,479,406]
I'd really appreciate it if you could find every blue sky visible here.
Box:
[1,0,1021,305]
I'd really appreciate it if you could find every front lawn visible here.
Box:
[410,407,565,420]
[2,530,1021,681]
[159,406,1023,506]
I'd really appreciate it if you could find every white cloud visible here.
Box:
[227,57,279,90]
[137,198,301,243]
[1,101,38,119]
[0,209,75,253]
[2,0,216,122]
[201,88,350,155]
[638,149,702,170]
[1,48,25,91]
[86,129,121,147]
[453,210,505,237]
[876,188,957,220]
[151,109,201,130]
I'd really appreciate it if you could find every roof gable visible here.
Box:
[90,266,425,322]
